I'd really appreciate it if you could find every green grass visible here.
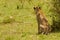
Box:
[0,0,60,40]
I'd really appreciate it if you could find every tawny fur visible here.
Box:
[34,6,51,34]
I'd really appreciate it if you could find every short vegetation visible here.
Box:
[0,0,60,40]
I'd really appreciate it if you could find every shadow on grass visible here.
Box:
[51,20,60,33]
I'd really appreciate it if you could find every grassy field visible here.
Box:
[0,0,60,40]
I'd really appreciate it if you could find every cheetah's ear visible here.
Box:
[33,7,36,9]
[39,7,41,9]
